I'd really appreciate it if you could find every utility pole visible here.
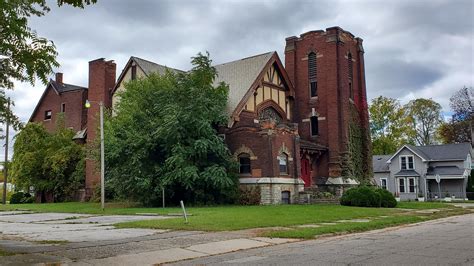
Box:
[100,101,105,211]
[3,98,10,205]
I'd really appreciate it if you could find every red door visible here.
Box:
[301,158,311,187]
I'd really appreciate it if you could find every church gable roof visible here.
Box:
[212,52,275,118]
[113,56,184,94]
[133,56,184,76]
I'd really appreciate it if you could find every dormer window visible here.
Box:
[400,155,414,170]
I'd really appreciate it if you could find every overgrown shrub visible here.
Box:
[9,192,33,204]
[340,186,397,208]
[239,186,261,205]
[377,188,397,208]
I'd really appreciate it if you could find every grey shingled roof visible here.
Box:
[212,52,275,116]
[124,52,275,118]
[394,170,421,176]
[373,155,391,173]
[133,57,184,76]
[50,80,87,93]
[427,166,465,176]
[408,143,472,161]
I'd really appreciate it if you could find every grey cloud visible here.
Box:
[367,59,443,97]
[8,0,474,125]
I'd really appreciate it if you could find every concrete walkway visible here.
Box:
[0,212,299,265]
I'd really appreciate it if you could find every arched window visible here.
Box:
[308,52,317,97]
[238,153,251,174]
[259,107,282,124]
[279,153,289,174]
[348,52,354,100]
[310,116,319,136]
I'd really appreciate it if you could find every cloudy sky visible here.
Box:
[2,0,473,159]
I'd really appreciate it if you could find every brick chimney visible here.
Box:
[84,58,116,198]
[55,72,63,84]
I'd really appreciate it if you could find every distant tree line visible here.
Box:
[369,86,473,155]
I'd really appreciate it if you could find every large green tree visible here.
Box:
[438,87,473,144]
[0,0,96,90]
[405,98,443,145]
[10,117,84,202]
[369,96,414,155]
[105,53,238,206]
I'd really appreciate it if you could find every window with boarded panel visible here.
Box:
[308,52,317,97]
[348,53,354,100]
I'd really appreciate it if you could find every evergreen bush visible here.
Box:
[340,186,397,208]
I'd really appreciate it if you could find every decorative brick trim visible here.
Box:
[233,144,258,160]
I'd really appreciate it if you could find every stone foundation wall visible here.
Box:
[240,177,304,204]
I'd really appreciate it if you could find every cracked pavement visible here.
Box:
[171,213,474,265]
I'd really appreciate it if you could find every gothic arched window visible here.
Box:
[279,153,289,174]
[308,52,317,97]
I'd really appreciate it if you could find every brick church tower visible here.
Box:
[285,27,372,186]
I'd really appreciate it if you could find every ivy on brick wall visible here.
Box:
[343,104,372,182]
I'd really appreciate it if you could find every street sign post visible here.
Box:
[435,174,441,200]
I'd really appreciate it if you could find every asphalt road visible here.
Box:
[171,213,474,265]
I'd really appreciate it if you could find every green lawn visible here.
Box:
[114,205,400,231]
[262,206,472,239]
[0,201,468,234]
[263,215,426,239]
[396,201,449,209]
[0,202,182,215]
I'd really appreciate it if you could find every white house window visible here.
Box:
[380,178,387,190]
[279,154,288,174]
[408,177,416,193]
[399,178,405,193]
[61,103,66,113]
[400,155,414,170]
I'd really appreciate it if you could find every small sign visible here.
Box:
[435,174,441,184]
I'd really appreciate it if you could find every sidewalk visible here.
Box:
[70,237,299,265]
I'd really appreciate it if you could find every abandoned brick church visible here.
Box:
[30,27,372,203]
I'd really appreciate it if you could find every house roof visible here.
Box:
[372,155,391,173]
[212,52,275,117]
[427,166,465,176]
[29,80,87,122]
[388,143,472,163]
[410,143,472,161]
[50,80,87,93]
[394,170,421,177]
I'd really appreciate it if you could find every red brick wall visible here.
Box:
[285,26,370,180]
[30,84,87,133]
[226,105,300,180]
[85,58,116,197]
